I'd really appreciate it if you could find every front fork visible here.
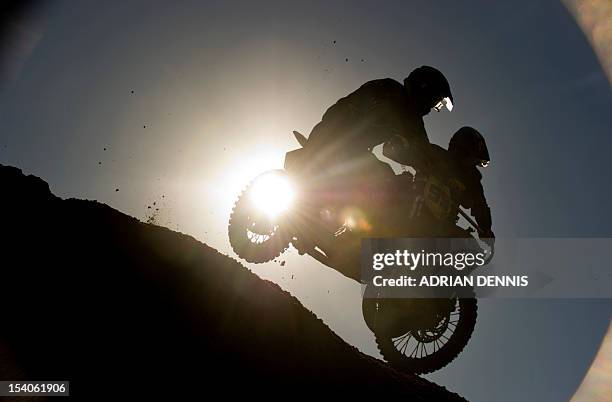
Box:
[291,220,335,259]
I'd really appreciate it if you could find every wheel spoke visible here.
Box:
[409,342,419,357]
[393,333,410,346]
[400,334,412,354]
[381,297,471,365]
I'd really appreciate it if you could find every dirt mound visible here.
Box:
[0,164,466,400]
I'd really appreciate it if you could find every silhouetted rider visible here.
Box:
[304,66,453,172]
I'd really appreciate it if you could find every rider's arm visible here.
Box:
[382,135,409,162]
[356,79,431,159]
[381,99,432,169]
[382,125,434,174]
[468,180,494,238]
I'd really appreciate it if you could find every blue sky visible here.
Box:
[1,1,611,401]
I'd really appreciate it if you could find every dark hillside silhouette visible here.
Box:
[0,164,466,400]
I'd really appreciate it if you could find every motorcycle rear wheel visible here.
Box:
[228,176,290,263]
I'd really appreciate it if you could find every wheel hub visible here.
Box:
[412,313,450,343]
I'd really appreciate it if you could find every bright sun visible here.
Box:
[249,171,295,218]
[209,145,288,218]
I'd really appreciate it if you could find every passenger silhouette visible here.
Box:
[386,126,494,245]
[447,127,494,244]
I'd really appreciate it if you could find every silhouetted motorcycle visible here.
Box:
[228,130,490,374]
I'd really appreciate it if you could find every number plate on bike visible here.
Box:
[424,176,453,220]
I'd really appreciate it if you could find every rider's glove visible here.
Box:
[383,135,411,164]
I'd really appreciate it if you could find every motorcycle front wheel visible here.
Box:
[365,290,477,374]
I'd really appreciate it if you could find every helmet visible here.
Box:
[404,66,453,115]
[449,126,490,167]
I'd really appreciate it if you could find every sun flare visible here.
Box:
[249,172,295,218]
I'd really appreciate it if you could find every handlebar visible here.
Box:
[458,208,495,264]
